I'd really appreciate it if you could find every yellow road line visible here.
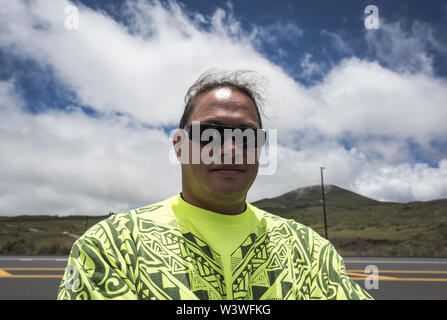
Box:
[348,272,404,281]
[347,269,447,282]
[0,269,12,277]
[350,276,447,282]
[1,268,447,282]
[2,268,66,271]
[1,274,63,278]
[0,267,63,278]
[388,277,447,282]
[348,269,447,274]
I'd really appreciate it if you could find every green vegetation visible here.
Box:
[253,185,447,257]
[0,215,109,255]
[1,185,446,257]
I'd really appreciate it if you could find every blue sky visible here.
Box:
[78,0,447,80]
[5,0,447,112]
[1,0,447,215]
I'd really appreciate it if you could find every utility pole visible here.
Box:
[434,211,444,254]
[320,167,328,239]
[16,216,22,238]
[84,216,89,233]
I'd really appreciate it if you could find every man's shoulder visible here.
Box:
[248,203,330,247]
[248,202,312,231]
[117,199,171,221]
[79,197,177,243]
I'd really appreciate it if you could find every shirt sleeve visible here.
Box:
[57,221,139,300]
[310,236,374,300]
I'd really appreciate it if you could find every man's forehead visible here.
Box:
[213,87,232,100]
[191,87,258,123]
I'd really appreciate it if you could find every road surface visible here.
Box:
[0,256,446,300]
[344,257,447,300]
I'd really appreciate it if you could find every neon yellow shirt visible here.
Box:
[57,194,373,300]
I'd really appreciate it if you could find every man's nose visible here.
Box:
[221,136,243,164]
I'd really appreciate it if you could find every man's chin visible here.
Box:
[207,183,248,198]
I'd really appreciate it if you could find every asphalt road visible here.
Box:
[344,257,447,300]
[0,255,446,300]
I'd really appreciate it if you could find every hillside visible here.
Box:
[253,185,447,257]
[0,215,109,255]
[253,185,381,209]
[1,186,446,257]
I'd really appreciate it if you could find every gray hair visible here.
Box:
[179,68,267,129]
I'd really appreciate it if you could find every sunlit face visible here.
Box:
[178,87,261,205]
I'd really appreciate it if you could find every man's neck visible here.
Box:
[180,191,246,215]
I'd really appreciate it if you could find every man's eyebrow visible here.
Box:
[202,119,258,128]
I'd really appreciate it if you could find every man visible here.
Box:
[58,69,373,300]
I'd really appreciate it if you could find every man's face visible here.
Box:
[178,87,261,204]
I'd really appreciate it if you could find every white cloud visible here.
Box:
[352,160,447,202]
[0,0,280,126]
[252,21,303,44]
[365,20,447,75]
[0,79,181,214]
[308,58,447,146]
[321,29,353,55]
[299,53,323,78]
[249,142,369,202]
[0,0,446,215]
[263,56,447,166]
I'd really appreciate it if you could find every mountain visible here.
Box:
[250,184,447,257]
[1,185,446,257]
[426,198,447,203]
[252,185,382,210]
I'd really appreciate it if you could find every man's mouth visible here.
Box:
[209,165,246,175]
